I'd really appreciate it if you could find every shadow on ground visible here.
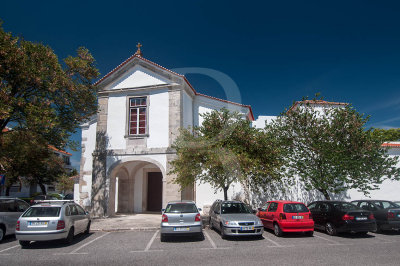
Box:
[21,233,94,249]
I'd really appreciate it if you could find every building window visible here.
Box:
[129,97,147,135]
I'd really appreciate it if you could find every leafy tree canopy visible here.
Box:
[170,108,283,200]
[266,99,400,200]
[371,128,400,142]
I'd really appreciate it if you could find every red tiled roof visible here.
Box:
[95,54,255,121]
[382,143,400,148]
[48,145,72,156]
[288,100,348,113]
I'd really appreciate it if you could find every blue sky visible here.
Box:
[2,0,400,170]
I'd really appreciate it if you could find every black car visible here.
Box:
[351,200,400,232]
[307,201,376,236]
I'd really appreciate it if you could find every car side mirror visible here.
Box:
[198,208,202,211]
[161,208,165,212]
[257,207,262,211]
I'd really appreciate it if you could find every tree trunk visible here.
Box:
[39,183,47,195]
[5,185,10,196]
[223,187,228,200]
[320,189,331,200]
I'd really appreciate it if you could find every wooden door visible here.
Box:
[147,172,162,212]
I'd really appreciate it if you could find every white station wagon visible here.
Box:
[15,201,91,247]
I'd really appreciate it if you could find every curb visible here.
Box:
[91,227,160,232]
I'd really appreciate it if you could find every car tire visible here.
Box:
[198,232,205,241]
[357,231,368,236]
[305,231,314,237]
[160,233,166,242]
[0,227,4,243]
[220,224,226,239]
[65,227,74,244]
[85,221,91,234]
[209,218,213,230]
[19,240,30,248]
[274,223,283,237]
[373,225,382,233]
[325,222,337,236]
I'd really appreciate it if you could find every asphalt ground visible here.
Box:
[1,228,400,266]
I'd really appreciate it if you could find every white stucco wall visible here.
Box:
[147,89,169,148]
[252,116,276,128]
[182,91,193,128]
[107,93,127,150]
[80,120,97,207]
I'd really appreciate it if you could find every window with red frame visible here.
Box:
[129,97,147,135]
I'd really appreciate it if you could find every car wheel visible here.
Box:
[220,224,226,239]
[325,222,337,236]
[160,233,166,242]
[209,218,213,230]
[85,221,91,234]
[65,227,74,244]
[274,223,283,237]
[0,227,4,243]
[198,232,205,241]
[357,231,368,236]
[19,240,30,248]
[305,231,314,237]
[373,225,382,233]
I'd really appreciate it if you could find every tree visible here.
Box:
[170,108,283,200]
[266,100,400,200]
[371,128,400,142]
[0,21,99,149]
[57,169,77,195]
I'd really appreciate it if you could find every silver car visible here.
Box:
[209,200,263,239]
[15,201,91,247]
[160,201,203,242]
[0,197,30,242]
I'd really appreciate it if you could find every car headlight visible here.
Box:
[255,220,262,226]
[224,221,238,226]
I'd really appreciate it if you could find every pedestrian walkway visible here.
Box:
[91,213,161,232]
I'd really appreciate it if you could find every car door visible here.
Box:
[258,202,270,228]
[69,204,81,233]
[265,202,278,229]
[310,203,324,229]
[76,205,88,233]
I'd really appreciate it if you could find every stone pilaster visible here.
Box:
[91,95,109,217]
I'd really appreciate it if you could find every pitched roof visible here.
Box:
[382,142,400,148]
[48,145,72,156]
[95,53,255,121]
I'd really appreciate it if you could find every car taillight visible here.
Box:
[16,221,20,231]
[195,213,201,222]
[388,212,395,219]
[162,214,168,222]
[368,213,375,220]
[279,213,286,220]
[56,220,65,230]
[342,214,354,220]
[30,199,34,205]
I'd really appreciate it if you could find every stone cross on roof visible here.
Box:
[135,42,142,56]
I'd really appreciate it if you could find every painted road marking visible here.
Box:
[262,233,283,247]
[144,230,159,252]
[313,234,342,245]
[0,245,19,253]
[69,232,110,254]
[204,230,217,249]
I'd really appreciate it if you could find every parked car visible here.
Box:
[257,200,314,237]
[0,197,30,242]
[160,201,203,242]
[352,200,400,233]
[308,201,376,236]
[15,201,91,247]
[30,195,59,205]
[63,194,74,200]
[209,200,263,239]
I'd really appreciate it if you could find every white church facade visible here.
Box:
[78,47,400,217]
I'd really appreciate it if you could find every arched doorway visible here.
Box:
[108,160,164,215]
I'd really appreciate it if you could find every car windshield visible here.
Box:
[165,203,198,213]
[283,203,309,213]
[333,202,358,211]
[22,207,61,217]
[221,203,251,214]
[373,201,398,209]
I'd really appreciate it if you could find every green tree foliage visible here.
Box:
[266,101,400,200]
[57,169,77,195]
[371,128,400,142]
[170,108,283,200]
[0,21,99,148]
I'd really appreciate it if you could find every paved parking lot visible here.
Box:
[1,228,400,265]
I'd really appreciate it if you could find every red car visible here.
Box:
[257,200,314,237]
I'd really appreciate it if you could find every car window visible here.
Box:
[70,205,79,215]
[283,203,309,213]
[76,205,86,215]
[221,203,251,214]
[22,207,61,217]
[165,203,198,213]
[374,201,398,209]
[16,200,29,212]
[307,202,317,211]
[359,202,370,210]
[261,202,270,211]
[318,203,331,212]
[332,202,358,211]
[0,199,16,212]
[215,202,221,213]
[268,202,278,212]
[65,206,71,216]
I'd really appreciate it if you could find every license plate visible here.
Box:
[292,216,304,219]
[173,227,190,232]
[28,221,48,226]
[355,217,368,221]
[240,226,254,231]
